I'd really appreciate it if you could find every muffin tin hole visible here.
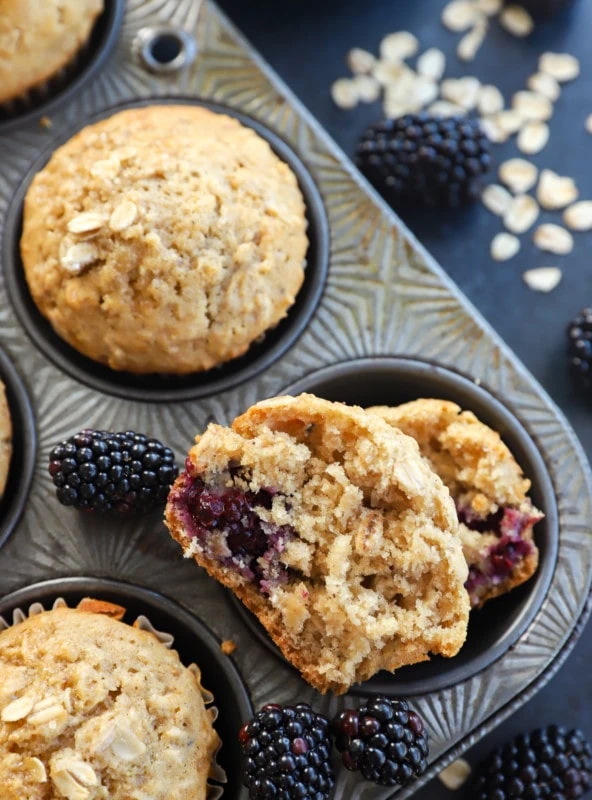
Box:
[230,357,558,696]
[0,0,125,132]
[3,96,330,403]
[0,347,37,551]
[0,577,252,800]
[135,26,198,73]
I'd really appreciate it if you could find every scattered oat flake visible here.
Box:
[517,121,549,155]
[373,59,409,86]
[586,114,592,134]
[353,74,380,103]
[429,100,465,118]
[39,115,52,129]
[417,48,446,81]
[527,73,561,102]
[439,759,472,791]
[480,117,508,143]
[533,224,574,254]
[539,52,580,82]
[441,77,481,110]
[564,201,592,231]
[499,158,538,194]
[380,31,419,62]
[500,5,534,37]
[523,267,562,292]
[478,85,504,116]
[331,78,359,109]
[475,0,503,14]
[504,194,540,234]
[512,90,553,122]
[457,19,488,62]
[495,109,524,135]
[347,47,376,75]
[221,639,237,655]
[413,75,439,106]
[482,184,513,216]
[442,0,479,31]
[491,232,521,261]
[537,169,578,210]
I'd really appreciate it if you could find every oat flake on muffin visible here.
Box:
[21,105,308,374]
[166,394,470,695]
[0,0,104,106]
[0,601,219,799]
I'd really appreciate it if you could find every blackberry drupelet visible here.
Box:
[355,113,491,209]
[239,702,334,800]
[511,0,576,18]
[567,308,592,389]
[48,429,178,516]
[472,725,592,799]
[332,696,428,787]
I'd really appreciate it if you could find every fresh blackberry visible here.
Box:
[511,0,576,18]
[472,725,592,799]
[332,696,428,787]
[48,429,178,516]
[567,308,592,389]
[239,702,334,800]
[355,113,491,209]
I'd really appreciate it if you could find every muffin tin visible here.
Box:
[0,1,591,798]
[0,576,252,800]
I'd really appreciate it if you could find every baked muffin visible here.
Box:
[370,399,543,609]
[21,105,308,374]
[0,600,219,799]
[166,394,470,695]
[0,0,104,106]
[0,380,12,498]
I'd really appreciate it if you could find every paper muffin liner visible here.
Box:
[0,8,104,122]
[0,596,227,799]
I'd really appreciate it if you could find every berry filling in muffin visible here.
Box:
[166,395,470,694]
[170,462,294,593]
[370,399,544,609]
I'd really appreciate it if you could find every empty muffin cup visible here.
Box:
[230,356,558,696]
[4,97,329,402]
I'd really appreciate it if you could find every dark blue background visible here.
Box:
[217,0,592,795]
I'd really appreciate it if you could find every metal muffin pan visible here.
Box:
[0,0,125,131]
[0,576,252,800]
[4,96,329,403]
[0,1,590,798]
[231,356,559,697]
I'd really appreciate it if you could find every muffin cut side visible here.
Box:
[370,399,543,609]
[166,394,470,695]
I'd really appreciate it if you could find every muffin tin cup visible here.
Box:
[230,356,558,696]
[3,96,330,403]
[0,576,252,800]
[0,0,125,132]
[0,346,37,551]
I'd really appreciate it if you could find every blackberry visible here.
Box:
[355,113,491,209]
[511,0,576,18]
[473,725,592,799]
[332,697,428,787]
[567,308,592,389]
[48,429,178,516]
[239,702,334,800]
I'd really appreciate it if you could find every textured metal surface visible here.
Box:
[0,1,591,798]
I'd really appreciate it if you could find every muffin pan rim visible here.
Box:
[3,94,330,403]
[0,575,253,800]
[0,0,126,134]
[0,346,37,551]
[228,355,558,696]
